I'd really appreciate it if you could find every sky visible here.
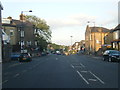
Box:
[1,0,119,46]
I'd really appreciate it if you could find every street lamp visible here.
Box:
[70,36,73,46]
[20,10,32,53]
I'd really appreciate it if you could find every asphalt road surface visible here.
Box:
[2,54,119,88]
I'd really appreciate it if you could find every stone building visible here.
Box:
[111,24,120,51]
[85,25,110,54]
[2,16,36,52]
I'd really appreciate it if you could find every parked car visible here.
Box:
[11,53,21,60]
[19,53,32,62]
[103,50,120,62]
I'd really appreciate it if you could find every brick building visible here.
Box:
[85,25,110,54]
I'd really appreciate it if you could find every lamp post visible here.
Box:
[20,10,32,53]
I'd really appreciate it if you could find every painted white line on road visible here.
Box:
[89,71,105,84]
[56,58,58,60]
[1,80,8,85]
[71,64,74,69]
[88,78,97,82]
[80,63,85,67]
[77,71,89,84]
[80,71,88,73]
[14,73,20,77]
[74,66,82,67]
[22,70,27,73]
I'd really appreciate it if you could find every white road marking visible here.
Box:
[88,78,97,81]
[56,58,58,60]
[80,71,88,73]
[14,73,20,77]
[1,80,8,85]
[22,70,27,73]
[89,71,105,84]
[80,63,85,67]
[71,64,74,68]
[77,71,89,84]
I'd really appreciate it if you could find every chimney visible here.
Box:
[20,14,25,21]
[7,16,12,21]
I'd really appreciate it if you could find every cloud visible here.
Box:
[47,13,96,29]
[1,0,119,3]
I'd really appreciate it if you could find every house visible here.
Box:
[2,16,36,52]
[111,24,120,51]
[111,2,120,51]
[85,25,110,54]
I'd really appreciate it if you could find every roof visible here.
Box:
[90,27,110,33]
[114,24,120,30]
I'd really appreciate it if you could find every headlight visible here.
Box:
[111,56,116,58]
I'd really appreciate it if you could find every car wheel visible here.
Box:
[108,57,112,62]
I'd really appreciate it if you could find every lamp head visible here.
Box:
[29,10,32,12]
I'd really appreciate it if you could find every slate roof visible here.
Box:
[114,24,120,30]
[89,27,110,33]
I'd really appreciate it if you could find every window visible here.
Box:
[27,41,31,45]
[21,31,24,37]
[10,30,14,36]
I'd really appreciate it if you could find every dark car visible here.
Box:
[19,53,32,62]
[11,53,21,60]
[103,50,120,62]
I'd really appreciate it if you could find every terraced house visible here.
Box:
[2,16,36,52]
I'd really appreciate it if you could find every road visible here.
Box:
[2,54,119,88]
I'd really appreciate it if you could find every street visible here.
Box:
[2,54,119,88]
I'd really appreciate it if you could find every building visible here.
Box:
[111,24,120,51]
[0,2,3,63]
[2,16,36,52]
[85,25,110,54]
[79,40,85,51]
[71,42,80,52]
[111,2,120,51]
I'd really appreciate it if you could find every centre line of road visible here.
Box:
[71,64,74,69]
[89,71,105,84]
[80,71,88,73]
[1,80,8,85]
[13,73,20,78]
[22,70,27,73]
[77,71,89,84]
[80,63,85,67]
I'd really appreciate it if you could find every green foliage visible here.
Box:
[49,43,69,52]
[25,15,52,51]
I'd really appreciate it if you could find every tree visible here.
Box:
[25,15,52,51]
